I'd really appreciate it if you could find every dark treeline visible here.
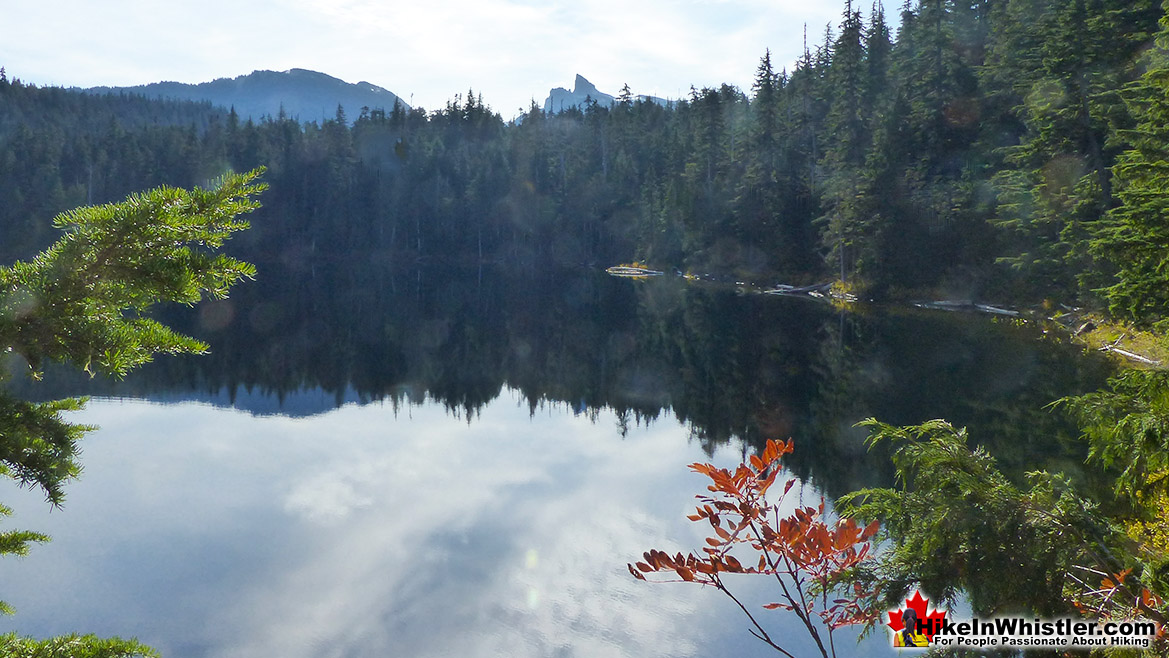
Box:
[9,264,1112,498]
[4,0,1169,318]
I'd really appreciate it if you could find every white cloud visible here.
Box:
[210,395,707,657]
[0,393,891,657]
[4,0,846,115]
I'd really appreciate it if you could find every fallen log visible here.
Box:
[1100,344,1162,367]
[763,282,832,296]
[606,265,664,277]
[914,300,1020,316]
[974,303,1021,317]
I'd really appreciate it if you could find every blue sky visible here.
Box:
[6,0,857,116]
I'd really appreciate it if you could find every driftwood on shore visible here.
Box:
[763,282,832,296]
[1100,344,1162,366]
[606,265,664,277]
[606,264,1165,368]
[913,300,1021,317]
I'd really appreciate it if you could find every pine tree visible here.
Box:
[1,168,265,376]
[617,83,633,107]
[818,2,868,284]
[729,51,785,271]
[1091,0,1169,327]
[991,0,1160,298]
[0,171,263,652]
[751,49,779,162]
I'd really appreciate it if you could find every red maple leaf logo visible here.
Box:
[887,590,947,641]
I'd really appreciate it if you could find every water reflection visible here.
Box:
[15,264,1114,495]
[0,265,1116,656]
[0,393,890,657]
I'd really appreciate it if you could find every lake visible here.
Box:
[0,265,1113,657]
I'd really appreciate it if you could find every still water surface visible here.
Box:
[0,393,885,657]
[0,267,1113,657]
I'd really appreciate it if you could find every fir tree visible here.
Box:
[0,170,263,653]
[818,1,868,283]
[1091,0,1169,327]
[1,169,265,376]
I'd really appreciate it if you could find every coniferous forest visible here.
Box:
[4,0,1169,326]
[10,0,1169,655]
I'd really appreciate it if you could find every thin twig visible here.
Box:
[750,521,831,658]
[715,577,797,658]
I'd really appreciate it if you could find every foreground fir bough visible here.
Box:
[0,168,264,377]
[839,416,1168,654]
[0,168,265,654]
[0,633,158,658]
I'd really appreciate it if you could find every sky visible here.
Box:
[4,0,855,117]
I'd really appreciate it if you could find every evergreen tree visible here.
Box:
[1,169,265,376]
[991,0,1160,298]
[0,170,263,653]
[1091,0,1169,327]
[818,2,869,284]
[729,51,787,273]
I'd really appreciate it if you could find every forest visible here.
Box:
[6,0,1169,655]
[2,0,1168,324]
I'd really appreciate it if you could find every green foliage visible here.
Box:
[0,171,263,649]
[1091,2,1169,327]
[817,3,871,284]
[0,392,92,614]
[3,0,1164,302]
[0,501,49,615]
[0,169,265,377]
[1056,369,1169,499]
[989,0,1160,300]
[0,395,89,505]
[0,633,158,658]
[1057,361,1169,612]
[838,418,1112,616]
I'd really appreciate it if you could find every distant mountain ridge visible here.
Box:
[542,74,667,114]
[85,69,407,125]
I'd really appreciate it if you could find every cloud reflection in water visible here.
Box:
[0,391,891,657]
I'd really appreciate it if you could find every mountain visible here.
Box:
[542,74,668,114]
[85,69,407,125]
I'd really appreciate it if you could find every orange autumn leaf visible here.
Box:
[631,437,883,646]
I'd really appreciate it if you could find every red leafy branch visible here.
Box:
[629,439,880,658]
[1070,566,1168,641]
